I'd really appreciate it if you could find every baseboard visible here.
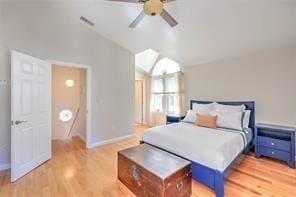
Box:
[88,133,135,149]
[76,132,86,142]
[0,163,10,171]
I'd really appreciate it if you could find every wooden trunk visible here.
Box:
[118,144,192,197]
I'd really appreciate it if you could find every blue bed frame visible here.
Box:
[141,100,255,197]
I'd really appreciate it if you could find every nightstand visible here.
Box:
[255,123,296,168]
[166,114,185,124]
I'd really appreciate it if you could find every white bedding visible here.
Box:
[141,122,245,171]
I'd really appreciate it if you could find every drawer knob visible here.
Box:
[271,142,275,146]
[271,151,275,155]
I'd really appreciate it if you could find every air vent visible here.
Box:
[80,16,95,26]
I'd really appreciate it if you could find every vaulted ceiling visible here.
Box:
[4,0,296,66]
[135,49,159,73]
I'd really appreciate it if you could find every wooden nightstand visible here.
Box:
[166,114,185,124]
[255,123,296,168]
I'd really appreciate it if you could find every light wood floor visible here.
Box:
[1,125,296,197]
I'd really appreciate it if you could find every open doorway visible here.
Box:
[49,60,92,148]
[134,80,143,125]
[52,65,87,143]
[134,70,149,138]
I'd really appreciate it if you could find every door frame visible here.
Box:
[47,60,92,148]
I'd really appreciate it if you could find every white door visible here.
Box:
[11,51,51,182]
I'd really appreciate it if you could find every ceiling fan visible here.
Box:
[108,0,178,28]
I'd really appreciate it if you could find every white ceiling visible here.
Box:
[135,49,159,73]
[5,0,296,66]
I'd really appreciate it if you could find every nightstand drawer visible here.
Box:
[258,146,290,161]
[257,136,291,152]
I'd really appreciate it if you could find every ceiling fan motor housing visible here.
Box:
[144,0,164,16]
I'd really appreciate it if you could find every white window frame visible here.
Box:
[151,73,178,114]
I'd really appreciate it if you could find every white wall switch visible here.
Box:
[0,79,9,85]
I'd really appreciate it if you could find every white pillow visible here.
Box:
[243,110,251,128]
[215,103,246,112]
[192,103,215,115]
[216,111,244,131]
[183,110,196,123]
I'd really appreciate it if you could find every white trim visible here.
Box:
[0,163,11,171]
[47,60,92,149]
[88,134,135,149]
[48,60,91,69]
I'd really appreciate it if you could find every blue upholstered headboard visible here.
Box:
[190,100,255,130]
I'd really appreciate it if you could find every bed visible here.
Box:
[140,100,255,197]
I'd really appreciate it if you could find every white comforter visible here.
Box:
[141,122,245,171]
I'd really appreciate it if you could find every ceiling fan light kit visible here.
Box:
[144,0,164,16]
[108,0,178,28]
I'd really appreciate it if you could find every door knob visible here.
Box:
[15,120,28,125]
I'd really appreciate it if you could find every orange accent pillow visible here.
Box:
[195,114,217,129]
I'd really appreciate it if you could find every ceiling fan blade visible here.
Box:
[160,9,178,27]
[129,11,146,28]
[107,0,145,3]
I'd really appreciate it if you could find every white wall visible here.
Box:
[184,46,296,127]
[0,3,134,166]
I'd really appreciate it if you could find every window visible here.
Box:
[152,58,180,76]
[59,110,73,122]
[151,58,182,115]
[152,76,179,114]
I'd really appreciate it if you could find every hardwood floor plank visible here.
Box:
[225,181,262,197]
[0,125,295,197]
